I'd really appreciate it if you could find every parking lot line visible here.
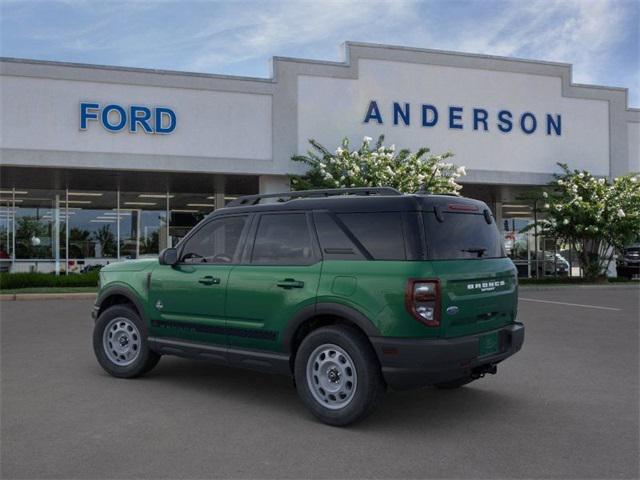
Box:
[519,297,621,311]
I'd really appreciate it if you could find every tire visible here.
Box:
[294,325,385,426]
[434,376,475,389]
[93,304,160,378]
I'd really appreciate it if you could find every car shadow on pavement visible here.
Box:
[99,355,525,429]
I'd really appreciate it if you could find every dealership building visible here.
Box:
[0,42,638,274]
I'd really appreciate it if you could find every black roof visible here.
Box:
[214,188,489,216]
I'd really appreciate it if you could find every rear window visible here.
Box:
[423,212,505,260]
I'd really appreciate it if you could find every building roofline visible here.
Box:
[1,40,637,110]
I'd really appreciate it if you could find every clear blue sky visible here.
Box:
[1,0,638,106]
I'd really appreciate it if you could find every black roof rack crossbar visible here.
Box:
[226,187,402,207]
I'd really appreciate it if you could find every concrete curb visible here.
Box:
[0,292,97,301]
[519,283,639,291]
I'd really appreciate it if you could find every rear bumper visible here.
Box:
[371,323,524,390]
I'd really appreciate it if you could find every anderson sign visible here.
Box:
[363,100,562,136]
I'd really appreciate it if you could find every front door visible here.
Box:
[226,212,321,352]
[149,214,250,346]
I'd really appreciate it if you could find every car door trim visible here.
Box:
[147,337,291,375]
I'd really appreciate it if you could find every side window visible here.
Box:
[180,216,247,264]
[313,212,365,260]
[337,212,406,260]
[251,213,315,265]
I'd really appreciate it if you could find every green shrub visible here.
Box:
[0,271,99,290]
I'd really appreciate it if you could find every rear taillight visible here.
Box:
[405,279,440,327]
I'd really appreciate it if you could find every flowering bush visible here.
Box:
[536,163,640,280]
[290,135,465,194]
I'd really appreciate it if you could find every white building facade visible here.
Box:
[1,42,638,274]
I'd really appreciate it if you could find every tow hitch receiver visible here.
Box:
[471,364,498,379]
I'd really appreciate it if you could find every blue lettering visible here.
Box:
[473,108,489,131]
[520,112,537,134]
[497,110,513,133]
[364,101,383,124]
[449,106,463,129]
[130,105,153,133]
[101,104,127,132]
[421,104,438,127]
[80,102,99,130]
[546,114,561,136]
[393,102,410,126]
[155,107,176,134]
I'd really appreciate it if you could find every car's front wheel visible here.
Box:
[294,325,385,426]
[93,304,160,378]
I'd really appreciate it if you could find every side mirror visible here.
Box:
[159,247,178,266]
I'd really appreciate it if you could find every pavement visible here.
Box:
[1,286,638,479]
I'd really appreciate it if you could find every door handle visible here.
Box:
[276,278,305,289]
[198,276,221,285]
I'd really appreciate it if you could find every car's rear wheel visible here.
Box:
[93,304,160,378]
[294,325,385,426]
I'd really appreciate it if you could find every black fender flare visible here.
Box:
[281,302,380,353]
[94,285,148,325]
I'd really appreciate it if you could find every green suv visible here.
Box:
[92,187,524,425]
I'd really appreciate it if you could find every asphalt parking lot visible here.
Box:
[1,286,638,479]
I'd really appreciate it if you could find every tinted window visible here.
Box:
[181,216,247,263]
[252,214,315,265]
[337,213,406,260]
[423,212,505,260]
[313,212,365,260]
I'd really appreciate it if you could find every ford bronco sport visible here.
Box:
[92,187,524,426]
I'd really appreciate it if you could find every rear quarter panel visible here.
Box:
[318,258,518,339]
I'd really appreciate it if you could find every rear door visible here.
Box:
[423,210,518,338]
[225,212,322,352]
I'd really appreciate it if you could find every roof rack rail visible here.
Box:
[226,187,402,207]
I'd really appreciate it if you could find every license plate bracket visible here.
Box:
[478,332,499,356]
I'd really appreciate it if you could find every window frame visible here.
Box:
[176,213,251,265]
[242,211,321,266]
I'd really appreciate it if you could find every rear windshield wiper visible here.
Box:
[461,247,487,258]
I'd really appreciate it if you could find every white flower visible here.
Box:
[542,191,548,198]
[578,172,584,178]
[563,219,569,225]
[557,179,564,185]
[631,176,638,183]
[389,144,395,152]
[335,147,343,155]
[457,166,467,176]
[576,196,582,201]
[618,208,626,218]
[363,136,372,143]
[544,203,550,209]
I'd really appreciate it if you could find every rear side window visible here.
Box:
[423,212,505,260]
[313,212,365,260]
[337,212,406,260]
[251,213,315,265]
